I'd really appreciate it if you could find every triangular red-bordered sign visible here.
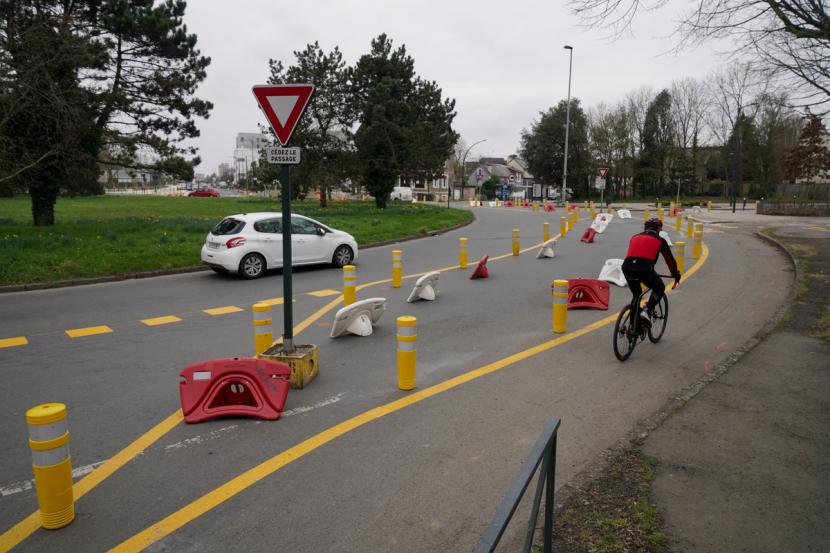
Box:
[596,167,609,179]
[252,84,315,146]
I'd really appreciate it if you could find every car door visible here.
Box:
[252,217,283,266]
[290,216,328,264]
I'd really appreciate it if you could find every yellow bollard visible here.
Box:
[607,205,613,214]
[552,280,569,334]
[458,237,468,269]
[675,213,682,231]
[27,403,74,529]
[512,229,520,256]
[396,316,417,390]
[707,200,712,213]
[686,216,693,238]
[567,213,574,232]
[565,201,570,212]
[392,249,402,288]
[675,241,685,274]
[658,207,664,223]
[644,208,650,221]
[693,231,703,260]
[543,221,550,243]
[560,216,567,237]
[342,264,356,305]
[252,302,272,355]
[574,207,580,222]
[695,222,704,236]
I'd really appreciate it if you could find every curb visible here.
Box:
[553,228,802,514]
[0,212,476,294]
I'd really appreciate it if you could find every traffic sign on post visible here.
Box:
[596,167,609,179]
[252,83,315,352]
[252,85,314,146]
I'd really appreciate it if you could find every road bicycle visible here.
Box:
[613,275,674,361]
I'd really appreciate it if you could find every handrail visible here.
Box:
[474,417,561,553]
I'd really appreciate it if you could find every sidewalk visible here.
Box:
[643,224,830,552]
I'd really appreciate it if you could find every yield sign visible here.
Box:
[596,167,609,179]
[252,84,315,146]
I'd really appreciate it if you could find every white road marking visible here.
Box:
[0,460,106,498]
[0,394,347,499]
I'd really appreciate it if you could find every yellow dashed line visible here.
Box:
[203,306,243,316]
[141,315,183,327]
[805,226,830,233]
[65,326,113,338]
[306,289,341,298]
[260,297,296,306]
[0,336,28,349]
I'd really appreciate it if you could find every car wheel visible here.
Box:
[332,245,354,267]
[239,253,266,279]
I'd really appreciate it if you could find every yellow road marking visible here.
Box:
[202,306,243,316]
[0,336,28,349]
[0,410,184,553]
[805,226,830,233]
[141,315,183,327]
[260,297,296,306]
[111,244,710,552]
[306,289,341,298]
[65,325,113,338]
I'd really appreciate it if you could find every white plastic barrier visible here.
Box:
[617,209,632,219]
[407,272,440,302]
[330,298,387,338]
[590,213,613,234]
[599,258,627,287]
[536,239,557,259]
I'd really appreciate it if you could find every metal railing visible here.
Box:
[474,417,561,553]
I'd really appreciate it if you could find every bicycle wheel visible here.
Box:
[613,305,637,361]
[648,293,669,343]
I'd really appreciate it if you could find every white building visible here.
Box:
[233,132,269,179]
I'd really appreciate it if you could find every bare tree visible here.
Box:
[670,77,708,149]
[571,0,830,110]
[705,63,767,145]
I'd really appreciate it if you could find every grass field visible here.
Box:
[0,195,472,286]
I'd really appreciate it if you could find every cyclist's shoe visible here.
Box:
[639,312,652,328]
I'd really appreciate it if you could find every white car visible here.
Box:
[201,212,359,279]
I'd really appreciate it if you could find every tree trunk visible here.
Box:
[31,183,57,226]
[375,194,387,209]
[319,181,328,208]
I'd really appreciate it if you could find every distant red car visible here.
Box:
[189,189,220,197]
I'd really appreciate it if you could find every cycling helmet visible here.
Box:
[644,217,663,232]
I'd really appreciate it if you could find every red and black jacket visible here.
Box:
[625,231,680,278]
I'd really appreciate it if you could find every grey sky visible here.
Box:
[185,0,731,174]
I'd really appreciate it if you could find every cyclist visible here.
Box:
[622,218,681,326]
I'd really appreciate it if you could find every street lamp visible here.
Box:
[731,102,758,213]
[561,45,573,207]
[452,138,488,208]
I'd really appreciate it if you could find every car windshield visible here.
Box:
[211,217,245,236]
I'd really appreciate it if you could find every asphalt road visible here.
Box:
[0,204,793,552]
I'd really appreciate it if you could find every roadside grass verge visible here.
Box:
[549,448,666,553]
[0,195,472,285]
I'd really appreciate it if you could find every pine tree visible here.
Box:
[783,116,830,184]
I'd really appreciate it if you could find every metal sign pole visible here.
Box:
[281,164,294,352]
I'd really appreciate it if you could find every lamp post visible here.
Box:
[561,45,573,207]
[452,138,488,208]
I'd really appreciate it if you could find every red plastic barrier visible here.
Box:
[470,255,489,279]
[504,201,514,207]
[580,227,597,243]
[544,204,555,212]
[567,278,610,310]
[179,357,291,423]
